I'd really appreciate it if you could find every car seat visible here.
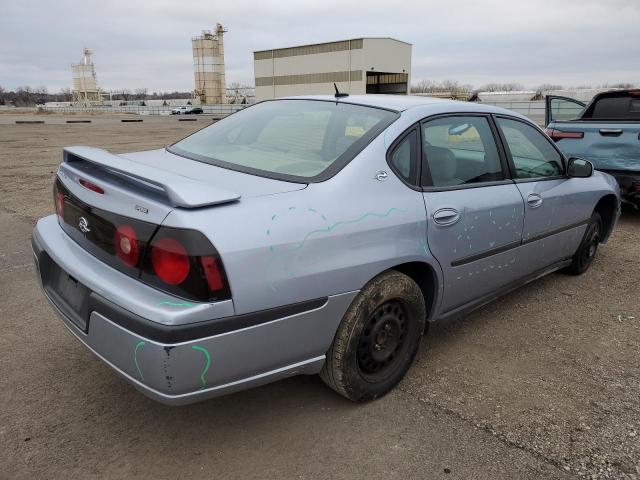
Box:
[425,146,462,186]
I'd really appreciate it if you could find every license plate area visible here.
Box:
[41,256,91,332]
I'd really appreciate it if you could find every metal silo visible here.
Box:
[71,48,102,105]
[192,23,227,105]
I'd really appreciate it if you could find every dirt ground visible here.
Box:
[1,115,638,479]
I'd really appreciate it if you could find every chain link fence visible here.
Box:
[42,103,247,118]
[40,100,548,124]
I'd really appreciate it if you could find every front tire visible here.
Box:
[320,270,426,401]
[564,212,602,275]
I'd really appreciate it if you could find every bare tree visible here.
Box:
[480,82,525,92]
[227,81,242,103]
[134,88,148,100]
[411,79,436,94]
[411,79,472,98]
[536,83,564,92]
[440,79,460,93]
[605,82,636,89]
[59,88,72,102]
[15,86,33,106]
[34,86,48,104]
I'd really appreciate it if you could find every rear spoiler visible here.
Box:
[62,146,240,208]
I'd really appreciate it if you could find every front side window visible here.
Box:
[496,118,564,179]
[422,116,503,187]
[169,100,397,180]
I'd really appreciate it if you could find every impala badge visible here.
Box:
[78,216,91,233]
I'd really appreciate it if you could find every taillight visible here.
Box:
[52,175,230,302]
[141,227,231,301]
[53,182,65,219]
[151,237,190,285]
[114,225,140,268]
[201,256,224,291]
[79,178,105,194]
[545,128,584,141]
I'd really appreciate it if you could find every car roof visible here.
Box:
[279,94,524,118]
[282,94,446,111]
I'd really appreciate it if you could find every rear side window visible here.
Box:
[584,93,640,120]
[421,116,503,187]
[496,118,564,179]
[169,100,397,181]
[388,129,419,185]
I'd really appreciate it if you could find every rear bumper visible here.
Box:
[33,215,356,405]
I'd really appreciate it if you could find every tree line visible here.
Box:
[410,79,637,95]
[0,86,193,107]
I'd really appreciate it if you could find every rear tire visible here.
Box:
[564,212,602,275]
[320,270,426,401]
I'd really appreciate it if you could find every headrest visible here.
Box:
[426,146,457,183]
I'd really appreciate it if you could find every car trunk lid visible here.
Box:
[54,146,307,299]
[118,148,308,199]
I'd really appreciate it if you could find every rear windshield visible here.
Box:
[168,99,398,181]
[583,92,640,120]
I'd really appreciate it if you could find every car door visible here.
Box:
[545,95,586,126]
[420,114,525,315]
[494,115,592,275]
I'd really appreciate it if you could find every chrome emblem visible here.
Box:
[78,216,91,233]
[374,170,388,181]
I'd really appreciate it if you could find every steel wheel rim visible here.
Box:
[581,224,599,266]
[357,300,408,378]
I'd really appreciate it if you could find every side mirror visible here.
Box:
[567,157,593,178]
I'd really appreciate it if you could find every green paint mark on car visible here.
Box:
[157,301,194,308]
[291,207,407,251]
[134,341,146,381]
[191,345,211,390]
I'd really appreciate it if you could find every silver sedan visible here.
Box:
[33,95,620,404]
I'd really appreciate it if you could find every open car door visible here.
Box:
[545,95,586,126]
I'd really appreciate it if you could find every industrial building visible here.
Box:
[193,24,227,105]
[253,38,411,101]
[71,48,102,105]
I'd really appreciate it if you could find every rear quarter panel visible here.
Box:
[161,115,440,315]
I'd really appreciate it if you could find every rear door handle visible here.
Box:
[599,128,623,136]
[527,193,543,208]
[433,208,460,226]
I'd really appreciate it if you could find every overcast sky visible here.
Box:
[1,0,638,92]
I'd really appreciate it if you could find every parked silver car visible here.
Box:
[171,105,203,115]
[33,95,620,405]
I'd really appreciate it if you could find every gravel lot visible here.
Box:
[1,115,638,479]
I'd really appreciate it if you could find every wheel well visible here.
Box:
[593,194,617,241]
[391,262,437,324]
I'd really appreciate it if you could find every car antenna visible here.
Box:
[334,83,349,98]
